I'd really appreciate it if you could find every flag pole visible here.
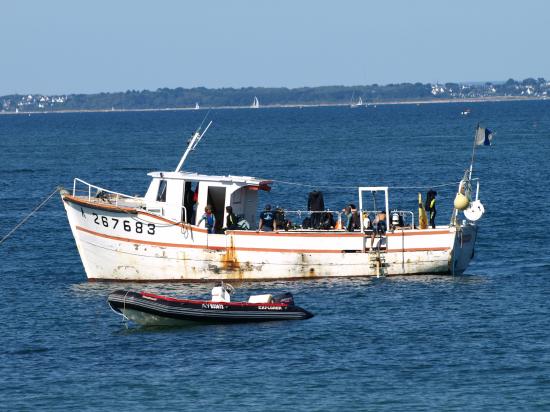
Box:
[469,123,480,180]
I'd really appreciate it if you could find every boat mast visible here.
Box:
[452,125,480,225]
[174,120,212,172]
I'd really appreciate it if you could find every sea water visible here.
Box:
[1,101,549,410]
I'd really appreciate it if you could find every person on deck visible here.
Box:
[370,210,387,249]
[257,204,275,232]
[425,189,437,229]
[342,204,359,231]
[308,191,325,229]
[343,205,354,232]
[320,211,335,230]
[274,206,290,231]
[190,184,199,224]
[225,206,239,230]
[197,205,216,234]
[349,203,360,230]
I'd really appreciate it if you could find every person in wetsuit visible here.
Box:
[425,189,437,229]
[225,206,239,230]
[197,205,216,234]
[308,191,324,229]
[343,205,354,232]
[370,210,387,249]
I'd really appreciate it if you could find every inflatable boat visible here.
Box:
[108,285,313,326]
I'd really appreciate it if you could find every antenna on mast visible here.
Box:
[175,111,213,172]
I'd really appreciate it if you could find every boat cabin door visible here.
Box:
[207,186,226,233]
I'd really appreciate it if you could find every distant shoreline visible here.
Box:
[1,95,547,115]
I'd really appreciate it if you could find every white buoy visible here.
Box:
[464,200,485,221]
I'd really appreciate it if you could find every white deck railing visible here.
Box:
[263,209,415,231]
[72,178,141,206]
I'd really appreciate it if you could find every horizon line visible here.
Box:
[2,76,546,97]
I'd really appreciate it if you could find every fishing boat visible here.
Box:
[60,122,487,281]
[108,284,313,326]
[251,96,259,109]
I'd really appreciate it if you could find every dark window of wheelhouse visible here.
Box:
[156,180,167,202]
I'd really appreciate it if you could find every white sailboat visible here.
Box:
[194,102,200,110]
[251,96,259,109]
[350,96,363,108]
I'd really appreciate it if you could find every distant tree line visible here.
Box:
[1,77,549,112]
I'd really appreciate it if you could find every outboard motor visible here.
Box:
[272,292,294,305]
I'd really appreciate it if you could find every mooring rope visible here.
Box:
[107,291,130,328]
[0,187,60,246]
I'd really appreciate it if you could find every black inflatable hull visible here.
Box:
[108,290,314,326]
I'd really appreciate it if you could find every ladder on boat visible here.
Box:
[370,249,386,278]
[363,234,387,278]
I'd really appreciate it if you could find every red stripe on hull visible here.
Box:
[76,226,450,255]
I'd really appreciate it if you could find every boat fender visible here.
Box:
[463,200,485,221]
[454,193,470,210]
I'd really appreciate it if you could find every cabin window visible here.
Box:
[156,180,167,202]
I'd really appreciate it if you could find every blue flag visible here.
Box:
[475,126,494,146]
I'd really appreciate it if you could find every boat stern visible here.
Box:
[450,223,478,274]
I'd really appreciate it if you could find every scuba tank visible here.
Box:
[362,212,371,230]
[391,212,400,227]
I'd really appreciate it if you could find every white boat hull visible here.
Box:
[62,195,477,281]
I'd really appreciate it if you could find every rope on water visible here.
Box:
[107,291,130,328]
[0,187,61,246]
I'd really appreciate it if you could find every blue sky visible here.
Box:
[1,0,548,95]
